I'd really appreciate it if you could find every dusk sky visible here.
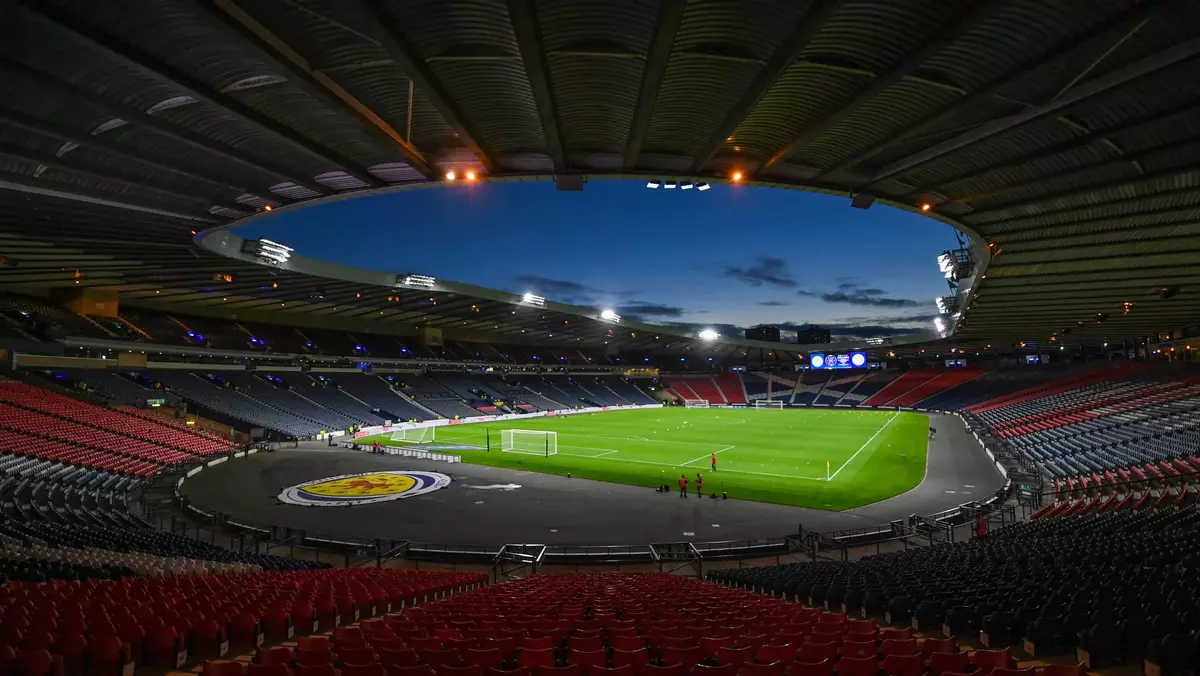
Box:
[242,180,955,341]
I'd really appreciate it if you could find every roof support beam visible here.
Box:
[0,57,329,196]
[759,0,997,174]
[900,95,1200,202]
[507,0,567,171]
[868,35,1200,185]
[11,0,381,188]
[623,0,686,170]
[0,109,257,206]
[690,0,841,173]
[0,175,221,223]
[206,0,435,180]
[940,136,1200,210]
[363,0,496,174]
[963,159,1200,221]
[812,0,1167,181]
[988,201,1200,240]
[0,141,244,213]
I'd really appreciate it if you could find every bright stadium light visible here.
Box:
[665,181,677,189]
[697,182,710,191]
[646,180,660,189]
[937,252,955,278]
[399,274,436,288]
[522,292,546,307]
[600,309,621,323]
[241,238,293,265]
[681,182,694,190]
[698,329,719,341]
[933,317,946,334]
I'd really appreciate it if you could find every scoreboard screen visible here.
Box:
[810,351,867,370]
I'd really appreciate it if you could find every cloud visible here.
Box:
[723,255,798,288]
[819,291,923,308]
[615,303,685,320]
[510,274,593,298]
[759,300,791,307]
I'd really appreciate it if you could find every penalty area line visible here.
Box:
[682,445,735,467]
[826,411,900,482]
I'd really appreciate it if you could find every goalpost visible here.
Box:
[754,400,785,410]
[684,399,710,408]
[390,426,435,444]
[501,429,558,456]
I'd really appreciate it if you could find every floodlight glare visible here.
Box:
[399,274,436,288]
[600,309,621,322]
[698,329,719,341]
[697,183,711,191]
[522,292,546,307]
[681,182,694,190]
[933,317,946,333]
[665,181,677,189]
[646,181,660,189]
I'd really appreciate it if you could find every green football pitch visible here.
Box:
[356,407,929,511]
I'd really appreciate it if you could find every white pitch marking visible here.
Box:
[944,490,956,494]
[683,532,695,536]
[682,445,735,467]
[964,484,975,488]
[826,412,900,482]
[591,450,618,458]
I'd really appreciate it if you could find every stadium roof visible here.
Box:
[1,0,1198,356]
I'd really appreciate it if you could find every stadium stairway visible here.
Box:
[665,377,703,403]
[713,508,1198,673]
[713,373,747,405]
[859,370,940,407]
[838,371,897,407]
[962,363,1149,415]
[683,377,727,404]
[891,368,986,408]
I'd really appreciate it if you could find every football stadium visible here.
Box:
[1,1,1199,675]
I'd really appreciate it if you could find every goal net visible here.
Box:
[390,426,435,443]
[684,399,709,408]
[754,400,785,410]
[501,429,558,456]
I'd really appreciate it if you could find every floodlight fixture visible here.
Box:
[697,182,711,191]
[681,182,694,190]
[522,292,546,307]
[698,329,720,341]
[933,317,946,334]
[445,171,456,181]
[241,238,293,265]
[465,170,477,181]
[665,181,677,189]
[646,180,660,189]
[600,309,621,323]
[398,274,436,288]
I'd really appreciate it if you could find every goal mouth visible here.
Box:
[390,426,436,444]
[500,429,558,456]
[753,400,786,409]
[684,399,710,408]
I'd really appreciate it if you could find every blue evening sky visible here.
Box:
[241,180,954,340]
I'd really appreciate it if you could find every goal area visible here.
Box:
[684,399,709,408]
[390,426,435,443]
[501,429,558,456]
[754,400,785,410]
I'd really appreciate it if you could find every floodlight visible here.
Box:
[399,274,435,288]
[697,183,710,191]
[665,181,677,189]
[646,181,660,189]
[731,171,743,182]
[465,170,477,181]
[522,292,546,307]
[445,171,456,180]
[681,182,694,190]
[698,329,719,341]
[241,238,293,265]
[600,309,621,323]
[933,317,946,333]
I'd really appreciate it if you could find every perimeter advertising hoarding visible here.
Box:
[809,351,867,369]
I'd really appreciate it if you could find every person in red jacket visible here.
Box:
[696,473,703,497]
[678,474,688,498]
[711,453,717,472]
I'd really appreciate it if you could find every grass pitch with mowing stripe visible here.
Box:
[356,407,928,511]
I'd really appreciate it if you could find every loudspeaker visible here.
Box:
[555,174,585,191]
[850,192,876,209]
